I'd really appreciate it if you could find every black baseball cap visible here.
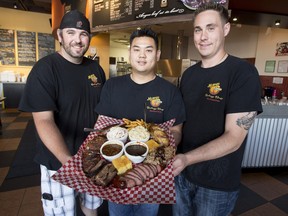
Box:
[59,10,90,34]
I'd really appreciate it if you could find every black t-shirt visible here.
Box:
[19,53,106,170]
[179,55,263,191]
[95,74,185,125]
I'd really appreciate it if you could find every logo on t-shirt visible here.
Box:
[88,74,101,87]
[146,96,164,113]
[206,82,223,102]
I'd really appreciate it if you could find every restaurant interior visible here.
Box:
[0,0,288,215]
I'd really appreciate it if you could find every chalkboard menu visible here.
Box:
[0,29,16,65]
[38,33,55,60]
[17,31,36,66]
[92,0,228,29]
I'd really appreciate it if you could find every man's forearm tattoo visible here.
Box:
[236,112,257,130]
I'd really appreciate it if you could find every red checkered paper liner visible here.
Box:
[52,115,176,204]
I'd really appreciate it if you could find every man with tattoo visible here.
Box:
[172,3,263,216]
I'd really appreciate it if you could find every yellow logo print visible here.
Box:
[205,82,223,102]
[146,96,164,113]
[88,74,100,87]
[208,83,222,95]
[148,96,162,108]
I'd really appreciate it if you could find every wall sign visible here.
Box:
[17,31,36,66]
[92,0,228,31]
[0,29,16,65]
[264,60,276,73]
[278,60,288,73]
[38,33,55,60]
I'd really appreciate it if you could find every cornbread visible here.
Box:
[112,155,132,175]
[146,139,160,152]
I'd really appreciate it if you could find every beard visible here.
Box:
[61,38,89,59]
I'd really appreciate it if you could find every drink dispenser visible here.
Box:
[263,86,275,98]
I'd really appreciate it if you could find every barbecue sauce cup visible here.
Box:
[100,140,124,162]
[124,141,149,164]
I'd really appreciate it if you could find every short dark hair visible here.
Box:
[193,2,229,24]
[130,28,159,48]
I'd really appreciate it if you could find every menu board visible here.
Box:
[0,29,16,65]
[38,33,55,60]
[17,31,36,66]
[92,0,228,29]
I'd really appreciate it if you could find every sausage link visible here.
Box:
[119,176,136,188]
[146,163,158,177]
[134,166,148,181]
[125,172,143,186]
[141,164,155,179]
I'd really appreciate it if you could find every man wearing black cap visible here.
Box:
[19,10,105,216]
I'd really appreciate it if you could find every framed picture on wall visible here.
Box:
[277,60,288,73]
[276,42,288,56]
[264,60,276,72]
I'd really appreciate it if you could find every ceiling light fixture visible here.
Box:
[112,38,130,46]
[232,17,237,21]
[275,20,280,26]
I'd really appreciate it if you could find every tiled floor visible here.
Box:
[0,109,43,216]
[0,108,287,216]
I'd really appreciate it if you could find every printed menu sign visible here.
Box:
[17,31,36,66]
[0,29,16,65]
[92,0,187,28]
[92,0,228,29]
[38,33,55,60]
